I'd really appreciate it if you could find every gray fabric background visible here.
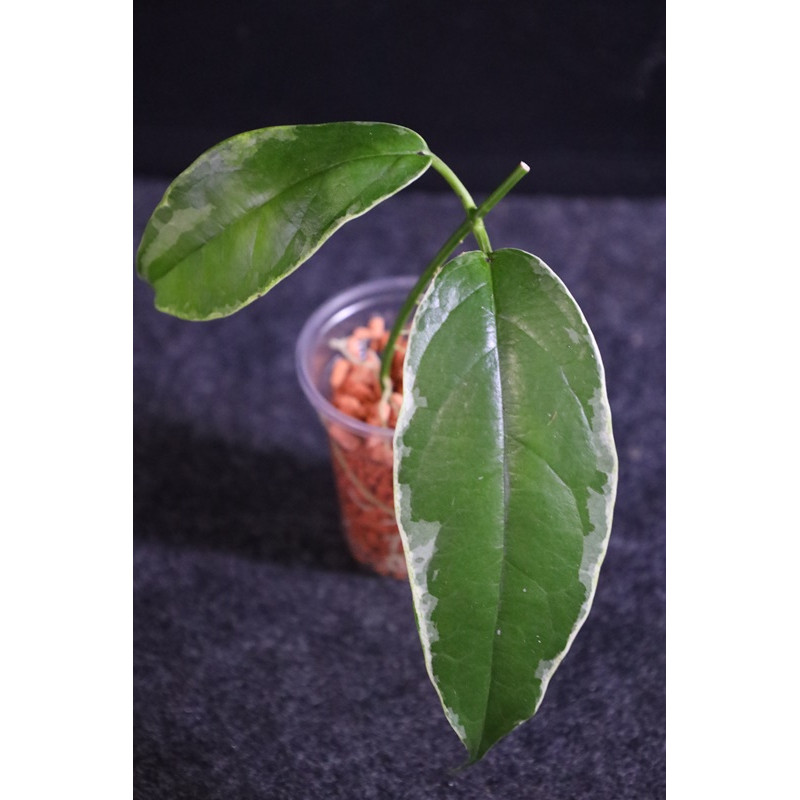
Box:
[134,177,665,798]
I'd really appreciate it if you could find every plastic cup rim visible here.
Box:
[295,275,418,441]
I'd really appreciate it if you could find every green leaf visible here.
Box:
[136,122,431,320]
[394,248,617,762]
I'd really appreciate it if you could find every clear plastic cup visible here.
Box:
[296,277,416,579]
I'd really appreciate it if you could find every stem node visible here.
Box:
[378,161,530,386]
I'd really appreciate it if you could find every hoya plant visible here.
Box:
[136,122,618,764]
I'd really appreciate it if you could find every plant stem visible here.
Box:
[378,217,473,391]
[429,155,492,254]
[478,161,531,219]
[378,161,531,390]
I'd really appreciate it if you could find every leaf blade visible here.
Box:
[136,122,431,319]
[394,248,617,762]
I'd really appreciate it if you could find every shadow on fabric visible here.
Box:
[134,419,360,574]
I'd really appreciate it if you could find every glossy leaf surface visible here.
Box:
[137,122,431,319]
[394,249,617,762]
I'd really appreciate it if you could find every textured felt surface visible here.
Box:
[133,176,665,798]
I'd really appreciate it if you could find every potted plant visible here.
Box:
[136,121,618,764]
[295,273,417,580]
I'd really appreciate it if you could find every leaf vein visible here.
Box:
[147,149,429,281]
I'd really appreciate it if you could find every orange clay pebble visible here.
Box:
[326,314,408,578]
[332,393,364,420]
[368,316,386,346]
[352,325,373,341]
[341,364,380,403]
[391,346,405,391]
[329,357,350,390]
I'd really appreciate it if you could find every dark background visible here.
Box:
[134,3,665,797]
[134,0,664,195]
